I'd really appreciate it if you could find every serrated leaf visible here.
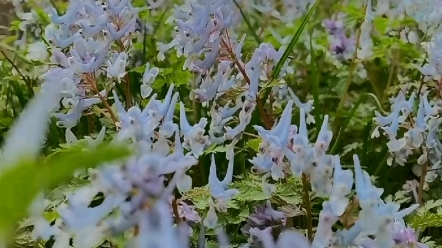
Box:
[181,186,210,209]
[408,212,442,229]
[424,199,442,210]
[225,213,247,224]
[278,195,302,205]
[245,138,261,152]
[236,190,269,202]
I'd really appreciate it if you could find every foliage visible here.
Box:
[0,143,130,237]
[1,0,442,247]
[409,200,442,229]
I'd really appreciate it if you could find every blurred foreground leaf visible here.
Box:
[0,143,131,238]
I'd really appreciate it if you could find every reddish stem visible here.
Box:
[220,36,273,129]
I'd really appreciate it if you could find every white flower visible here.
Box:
[107,52,128,81]
[140,63,160,98]
[27,41,48,61]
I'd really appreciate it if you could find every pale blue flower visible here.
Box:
[208,154,239,201]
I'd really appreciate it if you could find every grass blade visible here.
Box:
[232,0,262,44]
[261,1,318,103]
[361,119,372,167]
[270,0,318,79]
[309,32,321,135]
[330,93,367,154]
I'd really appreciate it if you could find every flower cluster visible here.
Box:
[39,0,141,135]
[322,17,356,61]
[419,33,442,81]
[372,87,442,187]
[241,200,286,242]
[3,0,441,247]
[249,97,421,247]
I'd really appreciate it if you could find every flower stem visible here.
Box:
[418,153,428,206]
[302,173,313,241]
[171,195,182,224]
[86,74,118,123]
[335,26,362,114]
[220,36,273,129]
[192,75,206,186]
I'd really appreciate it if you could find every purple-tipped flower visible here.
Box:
[312,202,339,248]
[208,154,239,201]
[314,115,333,156]
[254,100,293,165]
[321,14,356,61]
[52,99,85,128]
[179,102,210,156]
[241,201,286,237]
[322,19,345,35]
[285,109,314,177]
[141,63,160,98]
[329,156,353,216]
[178,201,201,223]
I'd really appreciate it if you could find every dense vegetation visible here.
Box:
[1,0,442,247]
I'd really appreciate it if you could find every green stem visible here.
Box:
[374,147,388,177]
[232,0,262,44]
[332,22,363,134]
[192,77,206,186]
[302,174,313,241]
[335,26,362,114]
[382,49,399,103]
[221,36,273,129]
[418,155,427,206]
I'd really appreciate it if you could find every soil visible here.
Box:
[0,2,14,35]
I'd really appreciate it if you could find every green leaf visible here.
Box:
[43,211,59,222]
[130,65,146,74]
[204,144,227,154]
[225,209,248,224]
[34,7,51,25]
[259,78,285,92]
[237,190,269,202]
[408,212,442,229]
[245,138,261,152]
[261,0,318,104]
[278,195,302,205]
[8,21,21,31]
[181,186,210,209]
[407,200,442,229]
[0,144,131,238]
[343,3,365,22]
